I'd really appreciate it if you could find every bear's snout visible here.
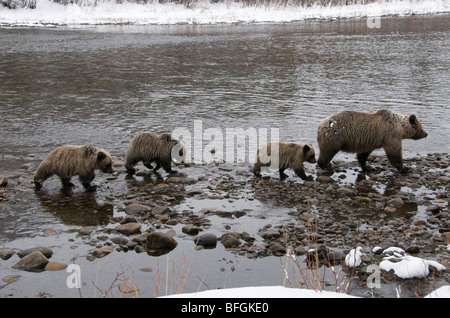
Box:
[414,130,428,140]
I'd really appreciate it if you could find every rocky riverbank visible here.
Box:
[1,153,449,297]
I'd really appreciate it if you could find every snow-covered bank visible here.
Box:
[0,0,449,26]
[162,285,450,298]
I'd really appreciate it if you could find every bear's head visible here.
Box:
[96,150,114,174]
[303,144,317,164]
[407,115,428,140]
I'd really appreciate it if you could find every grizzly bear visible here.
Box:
[34,145,114,191]
[252,141,317,180]
[125,132,185,175]
[317,109,428,172]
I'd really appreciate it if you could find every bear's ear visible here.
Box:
[409,115,418,127]
[97,151,107,161]
[302,144,311,156]
[162,133,172,141]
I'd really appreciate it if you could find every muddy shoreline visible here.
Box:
[0,152,449,297]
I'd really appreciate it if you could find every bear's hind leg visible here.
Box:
[161,161,177,174]
[357,151,373,172]
[279,168,288,179]
[61,178,75,188]
[144,161,154,170]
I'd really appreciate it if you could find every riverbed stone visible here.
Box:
[12,251,49,271]
[257,229,281,240]
[146,232,178,250]
[79,226,95,236]
[194,233,217,248]
[221,233,241,248]
[125,203,151,216]
[92,246,113,258]
[387,197,404,208]
[0,176,8,187]
[0,248,15,260]
[182,225,200,235]
[115,222,141,235]
[18,247,53,259]
[45,261,68,271]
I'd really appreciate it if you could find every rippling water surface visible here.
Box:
[0,15,449,297]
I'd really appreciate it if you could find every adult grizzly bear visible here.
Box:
[34,145,114,191]
[252,141,317,180]
[125,132,185,175]
[317,109,428,172]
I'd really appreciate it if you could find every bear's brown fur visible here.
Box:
[34,145,114,191]
[125,132,185,175]
[317,109,428,172]
[252,141,317,180]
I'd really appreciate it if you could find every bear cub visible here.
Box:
[125,132,185,175]
[252,141,317,180]
[317,109,428,172]
[34,145,114,191]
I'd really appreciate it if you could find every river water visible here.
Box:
[0,14,449,298]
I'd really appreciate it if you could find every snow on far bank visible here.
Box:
[0,0,449,26]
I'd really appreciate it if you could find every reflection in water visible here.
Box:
[35,189,113,226]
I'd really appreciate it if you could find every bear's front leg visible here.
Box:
[252,162,262,177]
[384,144,409,173]
[294,168,313,181]
[80,174,97,191]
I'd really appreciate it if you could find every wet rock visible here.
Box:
[182,225,200,235]
[405,245,420,254]
[268,241,287,255]
[221,233,241,248]
[194,233,217,248]
[257,229,281,240]
[0,248,15,260]
[0,176,8,187]
[146,232,178,250]
[118,282,139,294]
[92,246,113,258]
[387,197,404,208]
[125,203,151,216]
[316,176,334,183]
[154,205,171,215]
[427,205,441,213]
[115,223,141,235]
[2,275,21,284]
[186,188,204,196]
[18,247,53,259]
[79,226,95,236]
[12,251,49,271]
[45,261,68,271]
[111,237,129,245]
[43,228,57,237]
